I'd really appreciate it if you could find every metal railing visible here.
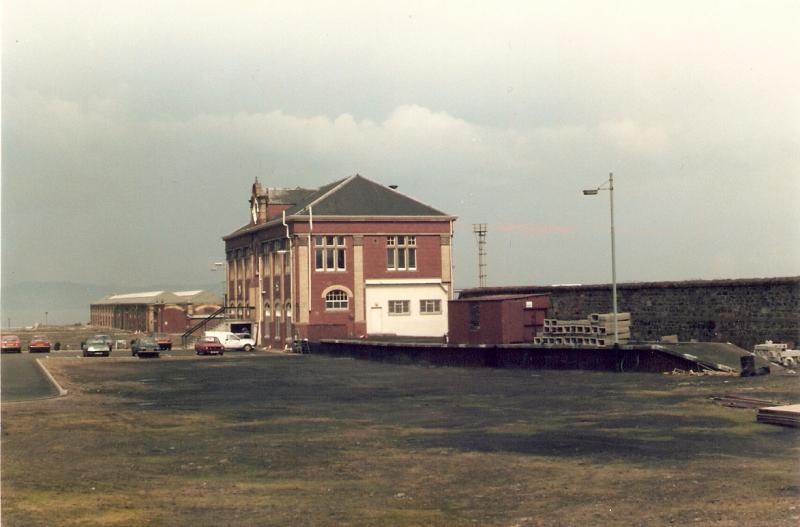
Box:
[180,305,254,349]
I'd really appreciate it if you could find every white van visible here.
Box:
[204,331,256,351]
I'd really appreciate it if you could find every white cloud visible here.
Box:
[3,1,799,290]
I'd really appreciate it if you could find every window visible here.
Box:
[469,303,480,330]
[388,300,410,315]
[387,236,416,271]
[420,299,442,314]
[325,289,349,310]
[315,235,346,271]
[285,302,292,319]
[275,303,282,317]
[264,302,271,317]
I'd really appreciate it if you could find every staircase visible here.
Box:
[180,306,254,349]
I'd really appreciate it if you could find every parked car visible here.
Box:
[83,338,111,357]
[95,335,114,351]
[28,335,51,353]
[1,335,22,353]
[195,336,224,356]
[154,333,172,351]
[204,331,255,351]
[83,334,113,352]
[131,337,160,358]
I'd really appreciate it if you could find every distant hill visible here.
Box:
[1,281,222,328]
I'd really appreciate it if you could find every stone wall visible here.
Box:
[458,277,800,350]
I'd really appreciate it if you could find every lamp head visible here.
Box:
[582,189,599,196]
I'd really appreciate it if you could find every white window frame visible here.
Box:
[388,300,410,316]
[419,299,442,315]
[315,235,346,272]
[325,289,349,311]
[386,235,417,271]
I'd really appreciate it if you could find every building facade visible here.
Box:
[90,290,222,333]
[223,175,456,346]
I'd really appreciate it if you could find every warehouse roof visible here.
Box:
[92,290,221,306]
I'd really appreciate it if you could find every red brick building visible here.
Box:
[90,290,221,333]
[223,175,456,346]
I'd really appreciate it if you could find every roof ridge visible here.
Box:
[302,174,356,212]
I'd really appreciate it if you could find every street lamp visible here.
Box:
[211,261,226,306]
[583,172,619,345]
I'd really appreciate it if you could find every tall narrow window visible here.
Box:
[387,236,416,271]
[315,236,346,271]
[469,303,481,330]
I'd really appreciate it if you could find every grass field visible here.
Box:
[2,354,798,526]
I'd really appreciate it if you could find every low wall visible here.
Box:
[313,340,702,373]
[458,277,800,350]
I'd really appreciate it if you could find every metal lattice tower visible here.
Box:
[473,223,488,287]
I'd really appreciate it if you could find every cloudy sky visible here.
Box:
[3,1,799,295]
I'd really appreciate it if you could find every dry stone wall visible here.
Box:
[459,277,799,350]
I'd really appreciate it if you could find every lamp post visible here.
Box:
[211,261,226,306]
[583,172,619,345]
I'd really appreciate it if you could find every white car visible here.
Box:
[203,331,255,351]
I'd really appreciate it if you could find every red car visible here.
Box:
[195,336,224,356]
[154,333,172,351]
[1,335,22,353]
[28,335,51,353]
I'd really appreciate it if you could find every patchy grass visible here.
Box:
[2,355,799,526]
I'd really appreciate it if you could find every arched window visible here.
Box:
[325,289,349,310]
[264,302,271,317]
[275,303,282,317]
[285,302,292,319]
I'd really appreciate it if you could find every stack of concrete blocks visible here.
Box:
[533,312,631,347]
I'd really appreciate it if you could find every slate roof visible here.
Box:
[295,174,449,217]
[225,174,452,239]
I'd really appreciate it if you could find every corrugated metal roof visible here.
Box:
[174,290,203,297]
[92,290,221,306]
[450,293,549,303]
[108,291,164,300]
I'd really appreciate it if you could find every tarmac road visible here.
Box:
[0,348,261,402]
[1,353,58,401]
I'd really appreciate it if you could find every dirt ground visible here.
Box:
[2,354,798,526]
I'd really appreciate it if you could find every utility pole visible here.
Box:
[473,223,488,288]
[583,172,619,345]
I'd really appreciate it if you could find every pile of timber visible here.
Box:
[756,404,800,428]
[710,395,786,409]
[533,312,631,348]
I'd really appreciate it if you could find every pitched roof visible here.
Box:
[92,290,221,305]
[294,174,449,217]
[225,174,452,239]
